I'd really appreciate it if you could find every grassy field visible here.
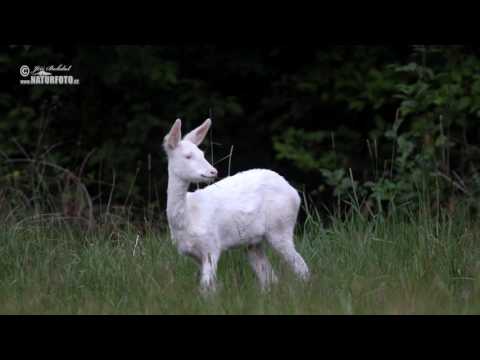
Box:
[0,205,480,314]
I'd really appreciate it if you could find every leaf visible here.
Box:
[400,100,417,109]
[416,82,430,97]
[457,97,471,111]
[397,84,416,95]
[472,80,480,94]
[435,135,448,147]
[395,62,418,73]
[349,100,365,111]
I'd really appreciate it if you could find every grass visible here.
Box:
[0,203,480,314]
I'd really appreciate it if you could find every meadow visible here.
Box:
[1,201,479,315]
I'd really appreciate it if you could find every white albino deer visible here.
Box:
[164,118,310,292]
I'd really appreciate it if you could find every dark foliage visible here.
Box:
[1,45,479,220]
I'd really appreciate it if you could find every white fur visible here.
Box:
[164,118,310,293]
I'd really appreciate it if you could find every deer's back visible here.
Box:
[186,169,301,248]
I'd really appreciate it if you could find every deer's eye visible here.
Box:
[185,154,192,159]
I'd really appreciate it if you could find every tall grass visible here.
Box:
[1,131,479,314]
[0,198,479,314]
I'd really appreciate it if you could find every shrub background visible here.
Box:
[1,45,480,219]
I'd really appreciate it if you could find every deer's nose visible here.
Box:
[209,169,218,177]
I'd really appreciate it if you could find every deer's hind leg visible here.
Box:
[247,241,278,291]
[265,229,310,281]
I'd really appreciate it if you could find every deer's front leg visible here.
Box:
[200,251,220,294]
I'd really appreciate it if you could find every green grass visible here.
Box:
[1,206,480,314]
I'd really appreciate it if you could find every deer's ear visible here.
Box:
[183,118,211,146]
[164,119,182,151]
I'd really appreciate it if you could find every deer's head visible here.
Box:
[164,118,218,183]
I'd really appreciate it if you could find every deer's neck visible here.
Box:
[166,169,190,232]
